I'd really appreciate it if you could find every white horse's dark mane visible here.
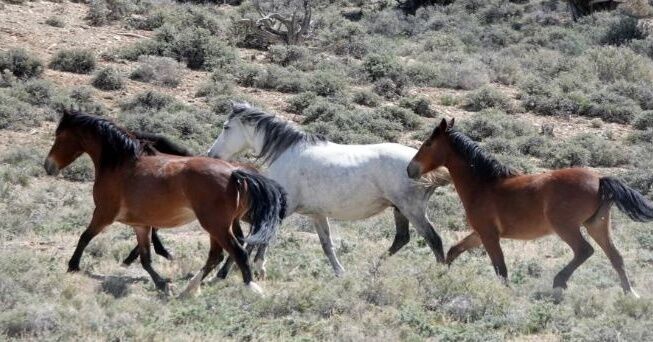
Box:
[229,102,326,163]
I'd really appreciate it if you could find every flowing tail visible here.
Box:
[599,177,653,222]
[232,170,287,245]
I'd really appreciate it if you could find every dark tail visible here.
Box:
[232,170,287,245]
[599,177,653,222]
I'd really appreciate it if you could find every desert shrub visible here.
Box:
[459,110,537,141]
[49,50,96,74]
[408,59,490,90]
[309,71,345,97]
[634,111,653,130]
[86,0,144,26]
[0,49,44,79]
[373,106,421,130]
[583,47,653,83]
[195,72,234,97]
[373,77,405,99]
[50,86,108,117]
[0,91,44,130]
[352,89,381,107]
[580,91,640,124]
[91,67,124,91]
[609,81,653,110]
[120,99,221,151]
[363,53,402,81]
[463,86,512,112]
[601,17,644,46]
[120,25,237,71]
[287,91,318,114]
[62,156,95,182]
[399,96,434,117]
[130,56,184,88]
[268,44,310,68]
[11,79,55,106]
[120,90,174,111]
[544,133,629,168]
[235,64,308,93]
[45,16,65,28]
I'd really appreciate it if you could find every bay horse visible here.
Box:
[121,132,194,266]
[408,118,653,296]
[208,102,450,277]
[44,110,287,296]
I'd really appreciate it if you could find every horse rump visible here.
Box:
[599,177,653,222]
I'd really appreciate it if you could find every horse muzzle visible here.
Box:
[44,158,60,176]
[406,161,422,180]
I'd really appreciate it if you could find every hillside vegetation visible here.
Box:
[0,0,652,340]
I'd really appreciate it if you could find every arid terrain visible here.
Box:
[1,0,652,340]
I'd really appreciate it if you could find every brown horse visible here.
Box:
[44,110,287,296]
[408,119,653,295]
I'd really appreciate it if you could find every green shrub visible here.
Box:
[11,79,55,106]
[634,111,653,130]
[195,72,234,97]
[399,96,434,117]
[0,91,43,130]
[352,89,381,107]
[0,49,44,79]
[130,56,184,88]
[287,92,318,114]
[580,91,640,124]
[49,50,96,74]
[120,91,174,111]
[373,77,404,100]
[310,71,345,97]
[45,16,65,28]
[86,0,142,26]
[463,86,512,112]
[268,45,310,68]
[235,65,308,93]
[363,53,402,81]
[91,67,124,91]
[601,17,644,46]
[544,133,629,168]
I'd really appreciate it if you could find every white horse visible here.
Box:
[208,102,450,276]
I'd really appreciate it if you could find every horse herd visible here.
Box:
[43,103,653,298]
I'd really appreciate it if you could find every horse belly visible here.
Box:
[117,206,196,228]
[296,186,390,220]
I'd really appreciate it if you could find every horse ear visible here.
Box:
[438,118,448,131]
[448,118,455,129]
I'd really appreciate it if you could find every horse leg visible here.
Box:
[152,228,174,261]
[180,237,224,298]
[122,246,140,267]
[552,226,594,290]
[122,227,171,267]
[478,230,508,284]
[584,205,638,296]
[252,244,268,280]
[399,208,445,263]
[446,232,482,266]
[215,220,255,280]
[68,209,113,272]
[312,215,346,276]
[388,207,410,256]
[133,226,172,294]
[220,230,262,295]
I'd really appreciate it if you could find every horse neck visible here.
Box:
[79,132,114,177]
[445,152,486,210]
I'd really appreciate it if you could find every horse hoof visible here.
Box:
[67,266,81,273]
[179,272,203,299]
[245,282,265,297]
[163,283,176,297]
[628,289,641,299]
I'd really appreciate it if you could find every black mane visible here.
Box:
[229,103,326,163]
[57,110,141,168]
[448,130,519,181]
